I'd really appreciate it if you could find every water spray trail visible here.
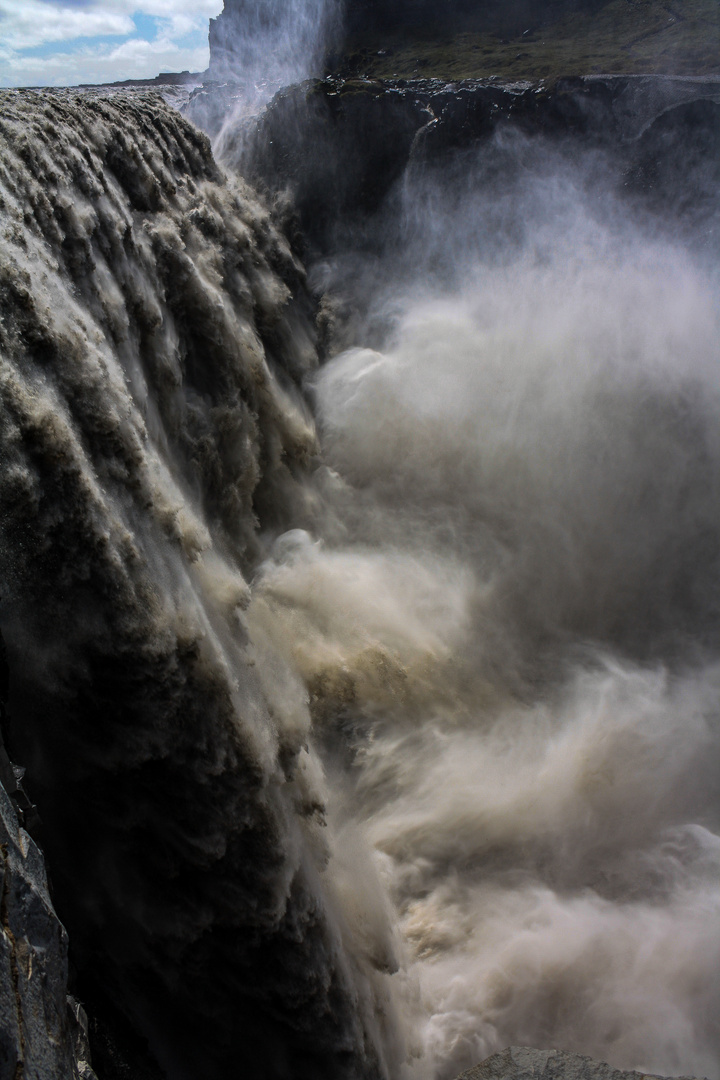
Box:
[198,0,343,158]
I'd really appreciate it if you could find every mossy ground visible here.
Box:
[335,0,720,80]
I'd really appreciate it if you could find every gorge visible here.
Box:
[0,3,719,1079]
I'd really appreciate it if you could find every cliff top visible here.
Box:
[335,0,720,80]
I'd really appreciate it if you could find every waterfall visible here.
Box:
[0,89,396,1080]
[198,0,343,154]
[1,46,719,1080]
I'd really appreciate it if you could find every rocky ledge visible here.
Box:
[186,73,720,253]
[455,1047,707,1080]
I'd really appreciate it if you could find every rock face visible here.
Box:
[208,0,610,70]
[215,74,720,253]
[0,779,96,1080]
[454,1048,705,1080]
[0,627,95,1080]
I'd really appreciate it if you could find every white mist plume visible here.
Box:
[247,201,720,1079]
[206,0,343,152]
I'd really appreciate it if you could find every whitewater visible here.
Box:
[0,79,718,1080]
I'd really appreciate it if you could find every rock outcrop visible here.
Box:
[0,622,96,1080]
[205,74,720,253]
[455,1048,706,1080]
[0,778,96,1080]
[207,0,610,76]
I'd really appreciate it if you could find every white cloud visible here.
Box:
[0,1,134,49]
[0,38,211,87]
[0,1,222,87]
[114,0,221,14]
[159,14,205,38]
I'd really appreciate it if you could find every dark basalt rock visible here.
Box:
[0,778,97,1080]
[209,0,610,75]
[202,74,720,254]
[0,624,95,1079]
[454,1047,706,1080]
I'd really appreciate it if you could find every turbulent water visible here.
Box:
[0,90,387,1080]
[0,84,719,1080]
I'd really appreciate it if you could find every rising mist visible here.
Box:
[247,149,720,1078]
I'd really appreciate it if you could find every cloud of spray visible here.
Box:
[201,0,343,155]
[245,141,720,1080]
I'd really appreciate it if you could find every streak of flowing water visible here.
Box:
[0,89,394,1080]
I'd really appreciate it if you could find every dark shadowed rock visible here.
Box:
[208,74,720,254]
[0,778,97,1080]
[454,1048,706,1080]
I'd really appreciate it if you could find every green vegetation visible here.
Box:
[336,0,720,81]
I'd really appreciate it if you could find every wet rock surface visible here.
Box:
[0,625,93,1079]
[189,74,720,254]
[454,1048,706,1080]
[0,778,96,1080]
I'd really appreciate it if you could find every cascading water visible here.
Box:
[0,89,395,1080]
[208,0,341,89]
[0,24,719,1080]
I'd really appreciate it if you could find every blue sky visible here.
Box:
[0,0,224,87]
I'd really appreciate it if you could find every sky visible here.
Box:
[0,0,224,87]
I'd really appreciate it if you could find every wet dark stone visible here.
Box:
[193,74,720,254]
[454,1047,705,1080]
[0,777,97,1080]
